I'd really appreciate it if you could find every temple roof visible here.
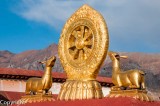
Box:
[0,68,113,86]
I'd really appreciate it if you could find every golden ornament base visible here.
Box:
[19,94,55,103]
[107,89,153,101]
[58,80,103,101]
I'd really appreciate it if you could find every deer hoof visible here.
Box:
[42,90,46,95]
[48,91,52,95]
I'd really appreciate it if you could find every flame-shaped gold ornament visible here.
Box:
[58,4,109,100]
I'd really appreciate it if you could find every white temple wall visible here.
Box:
[0,79,111,96]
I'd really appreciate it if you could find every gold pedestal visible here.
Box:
[107,89,153,101]
[58,80,103,100]
[19,94,55,103]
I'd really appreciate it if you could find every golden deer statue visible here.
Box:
[108,51,145,90]
[25,56,56,95]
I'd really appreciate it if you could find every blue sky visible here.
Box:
[0,0,160,53]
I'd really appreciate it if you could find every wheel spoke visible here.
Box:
[72,30,77,39]
[85,40,92,46]
[78,50,84,61]
[83,46,91,57]
[80,26,85,37]
[77,31,82,38]
[74,50,79,59]
[84,53,87,60]
[84,29,92,40]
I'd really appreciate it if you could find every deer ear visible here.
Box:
[49,56,54,60]
[120,56,128,59]
[39,61,46,64]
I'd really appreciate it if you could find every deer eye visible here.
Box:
[115,55,120,58]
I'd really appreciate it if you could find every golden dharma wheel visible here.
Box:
[58,5,109,80]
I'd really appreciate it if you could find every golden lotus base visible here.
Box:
[58,80,103,101]
[107,89,153,101]
[19,94,55,103]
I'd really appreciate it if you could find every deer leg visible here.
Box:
[45,90,51,95]
[42,90,46,95]
[141,82,145,90]
[36,90,43,95]
[129,84,137,89]
[111,86,121,91]
[25,87,32,95]
[133,78,141,89]
[25,90,31,95]
[141,76,146,90]
[129,74,141,89]
[48,91,52,95]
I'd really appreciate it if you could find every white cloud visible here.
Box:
[14,0,85,29]
[13,0,160,52]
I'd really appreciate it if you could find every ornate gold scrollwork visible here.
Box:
[58,5,109,81]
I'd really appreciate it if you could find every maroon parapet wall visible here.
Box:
[11,97,160,106]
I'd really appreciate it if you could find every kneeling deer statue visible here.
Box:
[25,56,56,95]
[108,51,145,90]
